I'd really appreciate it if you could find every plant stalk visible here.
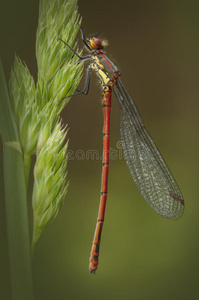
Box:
[0,58,34,300]
[24,153,32,189]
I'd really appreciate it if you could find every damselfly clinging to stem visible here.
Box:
[59,26,184,274]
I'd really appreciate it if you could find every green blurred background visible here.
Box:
[0,0,199,299]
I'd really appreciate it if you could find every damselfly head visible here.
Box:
[87,36,108,50]
[90,37,103,49]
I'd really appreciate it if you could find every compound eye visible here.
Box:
[91,37,102,49]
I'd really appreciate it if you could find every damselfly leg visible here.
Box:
[58,65,92,105]
[58,38,91,61]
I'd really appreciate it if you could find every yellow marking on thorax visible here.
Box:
[93,56,104,69]
[91,55,112,85]
[98,69,110,85]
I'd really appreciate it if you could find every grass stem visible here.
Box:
[0,58,34,300]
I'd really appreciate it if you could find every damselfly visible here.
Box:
[59,26,184,274]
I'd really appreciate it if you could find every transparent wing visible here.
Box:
[114,79,184,220]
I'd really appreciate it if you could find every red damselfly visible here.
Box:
[59,26,184,274]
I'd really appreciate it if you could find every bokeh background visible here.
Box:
[1,0,199,299]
